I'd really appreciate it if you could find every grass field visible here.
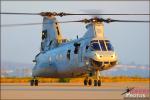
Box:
[0,76,149,83]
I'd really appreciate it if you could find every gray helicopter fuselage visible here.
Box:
[32,38,117,78]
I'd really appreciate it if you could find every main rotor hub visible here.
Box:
[40,12,67,17]
[90,17,104,23]
[83,17,106,23]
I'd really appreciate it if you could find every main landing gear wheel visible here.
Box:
[88,79,92,86]
[98,80,101,86]
[30,79,34,86]
[94,80,101,86]
[84,79,88,86]
[30,78,39,86]
[94,80,98,86]
[83,79,101,86]
[83,79,92,86]
[34,79,39,86]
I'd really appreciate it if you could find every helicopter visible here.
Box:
[1,12,149,86]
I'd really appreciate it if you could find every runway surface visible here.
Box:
[1,82,149,100]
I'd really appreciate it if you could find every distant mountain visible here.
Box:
[1,61,149,78]
[102,64,149,78]
[1,61,33,77]
[1,61,33,69]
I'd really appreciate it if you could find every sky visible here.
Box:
[1,1,149,66]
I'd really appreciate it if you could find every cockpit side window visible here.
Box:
[91,42,101,51]
[105,41,114,51]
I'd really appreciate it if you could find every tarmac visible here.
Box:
[1,82,149,100]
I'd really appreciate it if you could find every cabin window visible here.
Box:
[85,45,89,52]
[74,43,80,54]
[42,30,47,40]
[67,50,71,60]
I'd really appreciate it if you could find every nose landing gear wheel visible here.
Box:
[30,78,39,86]
[94,80,98,86]
[30,80,34,86]
[98,80,101,86]
[34,79,39,86]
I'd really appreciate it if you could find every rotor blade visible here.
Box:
[1,23,43,27]
[65,13,150,16]
[1,12,149,16]
[59,19,150,23]
[105,19,150,23]
[58,20,86,23]
[1,18,149,27]
[0,12,41,15]
[1,21,84,27]
[114,20,150,23]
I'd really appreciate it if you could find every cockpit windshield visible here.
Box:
[90,40,114,51]
[99,40,107,51]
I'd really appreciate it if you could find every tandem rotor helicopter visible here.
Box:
[1,12,149,86]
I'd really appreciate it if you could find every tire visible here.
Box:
[98,80,101,86]
[34,80,38,86]
[94,80,98,86]
[84,79,88,86]
[88,79,92,86]
[30,80,34,86]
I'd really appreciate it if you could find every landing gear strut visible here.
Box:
[84,70,101,86]
[30,77,39,86]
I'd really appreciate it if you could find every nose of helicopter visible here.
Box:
[89,51,118,70]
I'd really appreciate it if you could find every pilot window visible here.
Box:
[99,40,107,51]
[91,42,100,51]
